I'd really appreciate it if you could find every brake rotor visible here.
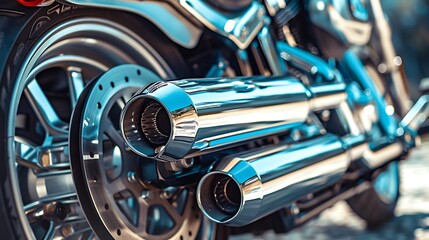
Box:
[69,64,202,239]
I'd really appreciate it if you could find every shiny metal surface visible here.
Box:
[400,95,429,135]
[278,42,339,81]
[63,0,203,48]
[180,0,266,49]
[121,75,347,160]
[362,141,403,168]
[196,133,365,226]
[308,0,372,46]
[258,26,287,75]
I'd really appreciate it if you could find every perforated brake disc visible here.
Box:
[69,64,202,240]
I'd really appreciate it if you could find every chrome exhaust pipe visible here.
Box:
[196,133,365,226]
[120,76,346,160]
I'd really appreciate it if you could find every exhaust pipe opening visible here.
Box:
[198,173,242,223]
[121,82,197,159]
[140,100,171,145]
[121,96,172,157]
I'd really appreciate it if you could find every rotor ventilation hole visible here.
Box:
[140,101,170,145]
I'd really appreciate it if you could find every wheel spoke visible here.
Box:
[136,199,149,234]
[15,139,69,171]
[27,170,76,203]
[67,67,85,107]
[16,155,44,172]
[24,79,68,136]
[107,177,128,194]
[162,201,182,223]
[104,122,126,149]
[38,141,70,169]
[15,139,41,170]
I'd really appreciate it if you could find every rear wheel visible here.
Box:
[0,6,212,239]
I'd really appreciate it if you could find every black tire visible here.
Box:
[0,2,191,239]
[346,162,400,228]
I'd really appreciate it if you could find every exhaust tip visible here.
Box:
[121,96,172,157]
[120,82,197,159]
[197,172,242,223]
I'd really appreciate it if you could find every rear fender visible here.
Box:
[61,0,203,48]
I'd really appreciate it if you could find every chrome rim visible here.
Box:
[7,17,203,239]
[373,161,400,204]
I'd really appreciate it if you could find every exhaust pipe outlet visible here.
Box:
[121,76,346,160]
[197,134,366,226]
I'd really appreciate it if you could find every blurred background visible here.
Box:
[383,0,429,98]
[232,1,429,239]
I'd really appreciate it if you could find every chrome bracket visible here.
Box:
[179,0,267,49]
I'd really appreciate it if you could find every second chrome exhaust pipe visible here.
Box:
[196,133,366,226]
[121,76,346,161]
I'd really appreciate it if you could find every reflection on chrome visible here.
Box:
[196,133,366,226]
[121,76,346,160]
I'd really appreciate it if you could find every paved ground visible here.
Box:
[232,140,429,239]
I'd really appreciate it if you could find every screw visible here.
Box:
[141,190,150,199]
[240,26,249,41]
[180,158,194,169]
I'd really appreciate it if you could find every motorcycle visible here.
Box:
[1,0,428,239]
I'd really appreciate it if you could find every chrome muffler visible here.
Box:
[121,76,346,160]
[196,133,366,226]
